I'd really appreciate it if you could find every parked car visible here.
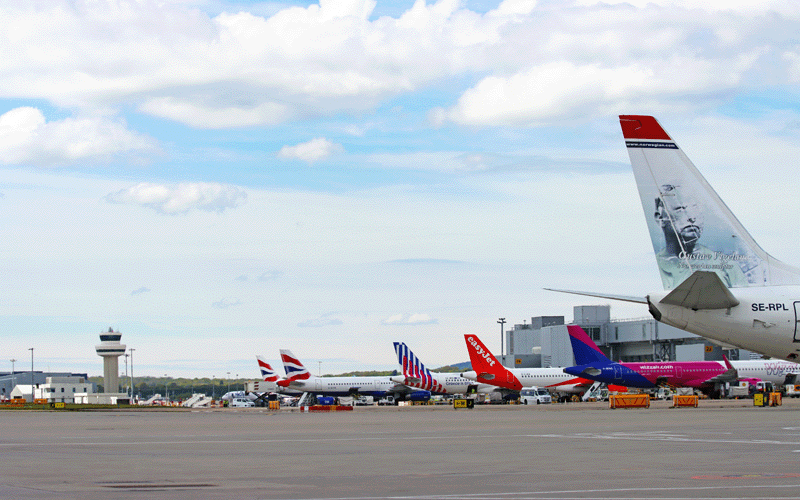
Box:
[519,387,551,405]
[230,398,255,407]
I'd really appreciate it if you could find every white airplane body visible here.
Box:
[551,116,800,362]
[728,359,800,386]
[277,349,428,400]
[648,286,800,361]
[460,333,614,395]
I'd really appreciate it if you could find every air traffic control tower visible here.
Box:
[95,328,126,393]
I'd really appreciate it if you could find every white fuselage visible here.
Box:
[728,359,800,385]
[649,285,800,362]
[287,376,400,397]
[462,367,588,394]
[390,373,498,395]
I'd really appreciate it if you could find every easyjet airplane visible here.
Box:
[460,333,625,399]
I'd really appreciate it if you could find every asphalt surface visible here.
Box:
[2,398,800,499]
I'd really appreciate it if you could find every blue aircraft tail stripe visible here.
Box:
[567,325,610,365]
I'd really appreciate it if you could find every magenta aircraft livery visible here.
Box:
[564,325,800,396]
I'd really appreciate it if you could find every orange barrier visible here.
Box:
[609,394,650,409]
[769,392,782,406]
[672,395,698,407]
[268,401,280,410]
[300,405,354,412]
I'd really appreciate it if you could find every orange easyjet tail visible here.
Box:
[463,334,522,391]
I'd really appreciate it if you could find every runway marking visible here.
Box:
[2,430,800,448]
[268,483,800,500]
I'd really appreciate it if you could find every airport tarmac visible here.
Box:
[2,398,800,500]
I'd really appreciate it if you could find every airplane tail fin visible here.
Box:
[256,355,279,383]
[279,349,311,382]
[567,325,611,365]
[620,115,800,289]
[393,342,444,392]
[464,334,522,390]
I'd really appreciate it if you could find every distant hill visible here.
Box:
[434,361,471,372]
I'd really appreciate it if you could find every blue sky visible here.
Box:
[2,0,800,380]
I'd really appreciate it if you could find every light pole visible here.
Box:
[164,374,168,402]
[497,318,506,366]
[129,348,135,399]
[28,348,34,402]
[227,372,231,393]
[123,353,129,395]
[212,375,215,399]
[8,359,16,400]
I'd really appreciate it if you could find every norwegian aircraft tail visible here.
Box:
[620,115,800,290]
[567,325,611,365]
[463,334,522,391]
[393,342,444,392]
[279,349,311,383]
[256,355,280,383]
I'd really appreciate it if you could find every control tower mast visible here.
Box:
[95,328,126,393]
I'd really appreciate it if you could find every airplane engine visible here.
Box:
[408,390,431,402]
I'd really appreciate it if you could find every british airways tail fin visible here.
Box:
[567,325,611,365]
[393,342,444,392]
[279,349,311,382]
[621,115,800,289]
[256,355,280,382]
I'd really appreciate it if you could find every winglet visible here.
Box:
[722,354,734,370]
[463,334,522,390]
[567,325,611,365]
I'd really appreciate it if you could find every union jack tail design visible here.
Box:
[279,349,311,382]
[393,342,445,393]
[256,355,279,382]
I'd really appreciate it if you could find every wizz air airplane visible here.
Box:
[550,115,800,362]
[276,349,430,401]
[564,325,800,395]
[459,333,623,398]
[391,342,499,395]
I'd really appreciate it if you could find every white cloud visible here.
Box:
[0,107,158,166]
[105,182,247,214]
[277,137,344,163]
[437,53,761,126]
[381,313,438,326]
[212,298,242,309]
[298,313,344,328]
[0,1,795,128]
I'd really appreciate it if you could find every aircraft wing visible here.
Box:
[543,288,647,304]
[702,368,739,385]
[660,271,740,310]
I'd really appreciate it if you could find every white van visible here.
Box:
[230,398,255,407]
[520,387,551,405]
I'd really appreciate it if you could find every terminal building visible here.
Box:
[0,372,96,402]
[501,304,760,368]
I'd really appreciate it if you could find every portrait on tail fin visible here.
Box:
[620,115,800,289]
